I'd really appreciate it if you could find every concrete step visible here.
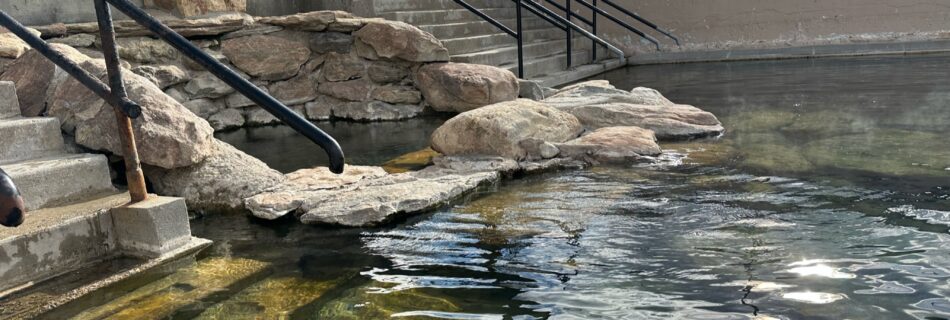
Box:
[374,0,513,13]
[0,117,67,165]
[532,57,626,87]
[418,17,551,39]
[506,50,592,78]
[1,154,114,210]
[452,38,590,66]
[442,28,565,55]
[381,7,516,25]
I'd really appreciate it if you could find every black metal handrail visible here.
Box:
[450,0,624,79]
[0,0,346,199]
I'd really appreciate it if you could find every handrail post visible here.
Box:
[591,0,597,61]
[516,0,525,78]
[94,0,148,203]
[565,0,572,69]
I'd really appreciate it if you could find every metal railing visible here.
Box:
[451,0,624,78]
[0,0,346,203]
[451,0,679,75]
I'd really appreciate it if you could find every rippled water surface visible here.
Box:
[48,54,950,319]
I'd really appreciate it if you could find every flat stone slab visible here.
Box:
[245,157,585,227]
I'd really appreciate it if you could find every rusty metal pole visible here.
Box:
[94,0,148,202]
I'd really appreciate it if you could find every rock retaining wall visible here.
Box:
[0,11,519,131]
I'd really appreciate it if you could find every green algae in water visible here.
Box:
[72,257,271,320]
[196,277,340,320]
[314,282,461,320]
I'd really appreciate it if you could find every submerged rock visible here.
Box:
[543,80,723,140]
[414,62,519,112]
[430,99,583,159]
[556,126,662,164]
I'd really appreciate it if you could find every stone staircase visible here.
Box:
[373,0,623,86]
[0,81,114,210]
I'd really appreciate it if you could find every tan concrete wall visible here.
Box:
[591,0,950,55]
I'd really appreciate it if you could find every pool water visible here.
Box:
[46,54,950,319]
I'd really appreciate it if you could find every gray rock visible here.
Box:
[430,99,583,159]
[164,87,189,103]
[543,81,724,140]
[132,65,189,89]
[221,25,283,40]
[154,0,246,18]
[257,11,352,32]
[145,140,286,212]
[244,106,281,126]
[0,44,89,117]
[332,101,423,121]
[352,20,449,62]
[184,72,235,99]
[310,32,353,54]
[415,62,519,113]
[221,34,310,81]
[183,98,225,118]
[114,36,179,63]
[321,52,366,82]
[296,170,499,226]
[317,78,374,101]
[225,87,267,108]
[208,108,245,131]
[519,79,545,101]
[556,126,662,164]
[49,33,96,48]
[518,138,560,160]
[544,81,674,108]
[0,28,39,59]
[367,61,409,84]
[268,74,318,105]
[371,85,422,105]
[304,96,335,120]
[47,59,216,169]
[245,165,389,220]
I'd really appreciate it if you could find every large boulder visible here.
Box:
[145,140,286,212]
[0,44,90,116]
[544,81,723,140]
[221,34,311,81]
[352,21,449,62]
[430,99,583,159]
[415,63,519,113]
[152,0,247,17]
[556,126,662,164]
[46,57,216,169]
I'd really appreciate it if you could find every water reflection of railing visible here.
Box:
[0,0,346,203]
